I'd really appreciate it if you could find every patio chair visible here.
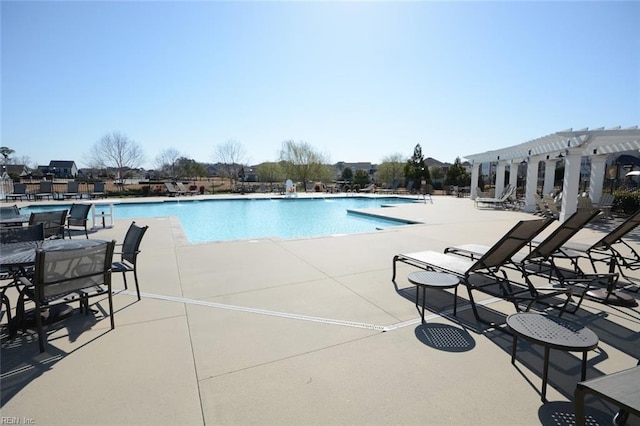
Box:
[164,182,184,197]
[34,181,55,201]
[5,183,29,202]
[0,223,46,323]
[16,239,116,352]
[112,221,148,300]
[63,181,82,199]
[66,203,92,239]
[176,182,199,195]
[29,210,68,239]
[392,217,571,327]
[90,182,106,199]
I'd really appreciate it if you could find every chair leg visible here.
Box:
[108,291,115,329]
[121,272,128,290]
[35,302,45,353]
[133,270,141,301]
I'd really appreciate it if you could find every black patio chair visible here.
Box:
[66,203,92,239]
[112,221,148,300]
[16,240,116,352]
[0,223,46,328]
[29,210,68,239]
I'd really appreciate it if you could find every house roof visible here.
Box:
[49,160,77,168]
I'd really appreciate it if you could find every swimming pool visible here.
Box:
[25,197,416,243]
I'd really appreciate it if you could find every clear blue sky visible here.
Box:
[2,1,639,170]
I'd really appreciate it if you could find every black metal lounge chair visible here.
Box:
[112,221,148,301]
[63,181,82,199]
[445,209,617,313]
[574,363,640,426]
[66,203,92,239]
[34,181,55,201]
[5,183,30,202]
[557,208,640,304]
[392,218,571,327]
[16,240,116,352]
[90,182,106,199]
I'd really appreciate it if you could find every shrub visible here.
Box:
[613,189,640,214]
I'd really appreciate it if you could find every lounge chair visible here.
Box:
[34,181,55,201]
[445,209,615,313]
[360,183,376,193]
[558,208,640,304]
[533,193,554,218]
[542,194,561,219]
[574,363,640,426]
[90,182,106,199]
[392,218,571,326]
[176,182,199,195]
[164,182,184,197]
[66,203,92,239]
[5,183,30,202]
[596,193,615,219]
[474,185,515,209]
[29,210,68,239]
[578,193,615,220]
[63,181,82,199]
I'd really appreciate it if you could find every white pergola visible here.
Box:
[464,126,640,222]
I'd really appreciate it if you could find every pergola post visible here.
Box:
[560,151,582,222]
[470,162,481,200]
[589,155,608,203]
[524,157,539,212]
[543,159,556,196]
[509,161,518,190]
[495,160,506,197]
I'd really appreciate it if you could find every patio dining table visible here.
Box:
[0,214,30,226]
[0,238,106,269]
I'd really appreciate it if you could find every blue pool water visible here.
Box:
[25,197,415,243]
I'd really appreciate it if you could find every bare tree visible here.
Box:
[85,131,145,183]
[155,148,183,178]
[213,140,247,186]
[278,140,330,192]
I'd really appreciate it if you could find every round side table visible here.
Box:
[506,312,599,401]
[407,271,460,323]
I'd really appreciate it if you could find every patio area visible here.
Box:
[1,194,639,425]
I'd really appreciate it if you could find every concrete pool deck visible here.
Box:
[2,193,639,425]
